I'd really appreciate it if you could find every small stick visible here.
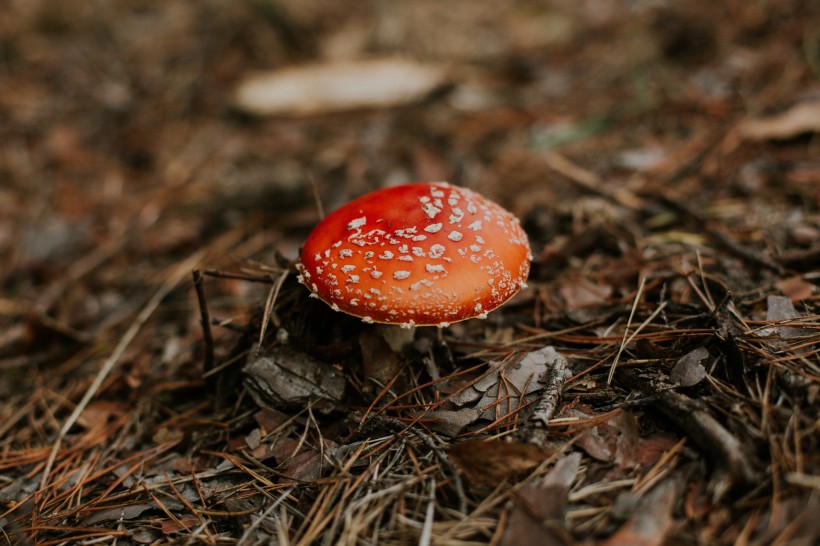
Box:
[193,269,215,374]
[307,171,325,220]
[257,271,289,354]
[528,352,569,428]
[617,368,757,498]
[516,349,569,449]
[203,268,276,283]
[608,277,646,384]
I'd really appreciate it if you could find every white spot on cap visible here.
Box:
[394,271,411,280]
[424,223,443,233]
[379,250,394,260]
[339,249,353,258]
[412,247,425,257]
[364,251,374,259]
[398,255,413,261]
[362,316,374,323]
[347,275,360,284]
[422,202,441,218]
[394,227,418,238]
[448,231,463,242]
[347,217,366,230]
[341,265,356,273]
[370,271,383,279]
[429,244,446,258]
[412,235,427,242]
[468,220,482,231]
[426,264,446,273]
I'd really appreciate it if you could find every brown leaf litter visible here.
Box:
[1,1,818,545]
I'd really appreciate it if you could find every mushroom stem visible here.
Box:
[376,323,416,352]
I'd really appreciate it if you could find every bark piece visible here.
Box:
[244,347,345,413]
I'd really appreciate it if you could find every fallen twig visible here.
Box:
[617,368,758,499]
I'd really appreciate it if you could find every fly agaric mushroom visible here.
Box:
[296,182,531,327]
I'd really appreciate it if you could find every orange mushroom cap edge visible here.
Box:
[295,182,532,328]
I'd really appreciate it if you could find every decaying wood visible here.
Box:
[616,368,757,497]
[515,347,571,449]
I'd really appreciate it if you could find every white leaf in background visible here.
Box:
[233,58,448,116]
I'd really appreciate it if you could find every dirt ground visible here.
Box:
[1,1,819,544]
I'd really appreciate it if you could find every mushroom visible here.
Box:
[296,182,532,328]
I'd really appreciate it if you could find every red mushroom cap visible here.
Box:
[296,182,531,327]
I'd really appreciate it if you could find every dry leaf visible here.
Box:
[245,427,262,450]
[244,346,346,413]
[560,407,617,461]
[602,477,682,546]
[281,450,322,483]
[450,347,565,422]
[449,438,550,485]
[422,407,481,437]
[559,276,613,308]
[670,346,709,387]
[161,514,201,535]
[233,58,448,116]
[81,503,155,526]
[76,401,129,430]
[776,276,814,302]
[765,295,812,340]
[738,101,820,141]
[254,407,292,434]
[499,453,581,546]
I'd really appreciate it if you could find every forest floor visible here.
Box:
[1,1,819,545]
